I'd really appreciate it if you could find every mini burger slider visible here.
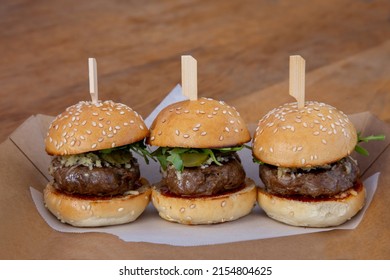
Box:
[252,101,365,227]
[147,97,257,225]
[44,100,152,227]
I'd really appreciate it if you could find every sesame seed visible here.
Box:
[150,136,155,141]
[192,127,199,131]
[195,123,201,128]
[225,127,230,132]
[130,120,135,124]
[297,146,303,151]
[98,123,103,128]
[234,128,239,133]
[115,126,121,130]
[175,130,180,136]
[201,132,207,136]
[80,136,85,140]
[270,147,274,153]
[190,204,196,209]
[98,137,104,142]
[92,112,98,116]
[92,121,97,127]
[91,143,97,149]
[120,111,125,115]
[221,201,226,207]
[139,124,144,129]
[229,120,235,124]
[313,131,320,136]
[180,207,185,213]
[219,135,224,141]
[112,142,116,148]
[301,158,306,164]
[322,139,327,144]
[183,134,190,138]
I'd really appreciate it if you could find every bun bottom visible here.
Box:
[257,183,366,227]
[43,178,151,227]
[151,178,257,225]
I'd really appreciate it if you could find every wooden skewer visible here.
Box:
[181,55,198,100]
[88,57,98,104]
[289,55,305,109]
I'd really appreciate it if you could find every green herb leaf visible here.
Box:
[355,132,385,156]
[357,132,386,143]
[354,145,369,156]
[128,141,155,164]
[151,145,247,171]
[252,157,264,165]
[100,140,155,164]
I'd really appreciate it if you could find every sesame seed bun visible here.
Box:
[147,97,251,148]
[151,178,257,225]
[45,100,149,156]
[44,178,151,227]
[252,101,357,167]
[257,181,366,227]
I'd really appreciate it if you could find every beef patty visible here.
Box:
[259,156,359,198]
[162,154,246,196]
[49,156,140,196]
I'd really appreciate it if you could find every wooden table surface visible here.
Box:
[1,0,389,259]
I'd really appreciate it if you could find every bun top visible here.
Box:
[252,101,357,167]
[45,100,149,155]
[148,97,251,148]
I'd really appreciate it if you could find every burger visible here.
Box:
[252,101,366,227]
[147,97,257,225]
[43,100,152,227]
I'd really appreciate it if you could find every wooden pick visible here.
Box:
[289,55,305,109]
[88,57,98,104]
[181,55,198,100]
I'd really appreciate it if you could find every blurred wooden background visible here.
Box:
[1,0,389,142]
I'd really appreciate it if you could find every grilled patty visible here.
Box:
[162,154,246,196]
[49,156,140,196]
[259,156,359,198]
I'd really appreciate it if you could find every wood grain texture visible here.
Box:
[1,0,390,259]
[1,0,390,141]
